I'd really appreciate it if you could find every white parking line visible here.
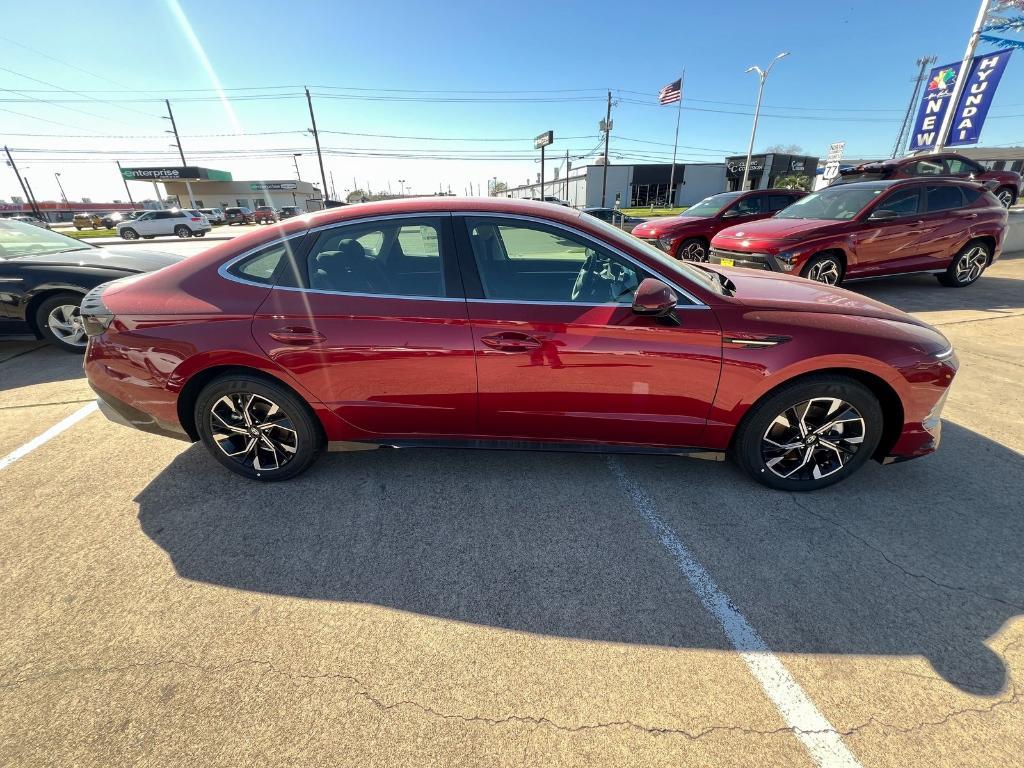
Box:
[0,402,98,472]
[608,457,862,768]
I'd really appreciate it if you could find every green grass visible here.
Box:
[620,206,687,217]
[65,228,117,239]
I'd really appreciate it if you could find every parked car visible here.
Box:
[224,207,254,225]
[199,207,225,224]
[835,152,1020,208]
[82,197,956,491]
[278,206,302,219]
[582,207,646,231]
[100,212,127,228]
[186,209,210,225]
[116,209,212,240]
[254,206,279,224]
[708,179,1006,287]
[630,189,806,262]
[73,212,103,230]
[0,218,179,351]
[9,215,50,229]
[530,196,571,206]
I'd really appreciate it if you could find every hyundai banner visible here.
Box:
[909,48,1013,151]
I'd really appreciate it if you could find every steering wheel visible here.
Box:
[570,250,600,302]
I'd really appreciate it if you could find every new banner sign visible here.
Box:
[909,49,1013,151]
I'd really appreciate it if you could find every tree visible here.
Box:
[774,173,811,191]
[491,181,508,196]
[764,144,804,155]
[346,189,367,204]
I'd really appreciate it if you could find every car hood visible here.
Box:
[632,214,711,237]
[714,218,844,242]
[9,247,183,272]
[714,266,933,328]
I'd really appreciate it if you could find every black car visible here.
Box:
[582,207,647,231]
[278,206,302,219]
[0,219,180,352]
[224,207,254,225]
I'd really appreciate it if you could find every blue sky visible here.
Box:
[2,0,1023,203]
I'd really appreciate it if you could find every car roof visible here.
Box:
[299,197,585,229]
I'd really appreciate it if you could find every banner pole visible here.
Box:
[934,0,990,153]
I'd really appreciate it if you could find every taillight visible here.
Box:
[191,217,201,221]
[80,283,115,337]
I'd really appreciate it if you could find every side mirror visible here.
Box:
[868,209,898,221]
[632,278,678,317]
[721,209,742,218]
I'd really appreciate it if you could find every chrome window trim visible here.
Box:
[451,211,709,308]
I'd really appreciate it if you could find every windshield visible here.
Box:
[681,192,743,218]
[585,215,724,296]
[774,185,885,220]
[0,219,92,259]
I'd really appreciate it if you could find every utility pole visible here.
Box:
[329,171,337,200]
[933,0,990,153]
[163,99,196,208]
[305,87,330,203]
[23,176,42,221]
[292,153,302,180]
[600,90,612,207]
[4,145,41,219]
[115,161,137,209]
[892,56,936,157]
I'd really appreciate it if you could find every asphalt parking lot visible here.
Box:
[1,239,1022,766]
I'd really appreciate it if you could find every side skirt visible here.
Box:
[327,438,725,461]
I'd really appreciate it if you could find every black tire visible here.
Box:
[194,231,206,238]
[801,252,844,286]
[732,375,883,491]
[937,240,990,287]
[34,292,87,353]
[993,186,1017,209]
[142,236,155,239]
[195,374,323,481]
[676,237,709,262]
[174,225,192,238]
[120,227,139,240]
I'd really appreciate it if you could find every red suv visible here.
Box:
[837,152,1019,208]
[631,189,805,261]
[81,197,957,491]
[708,179,1007,287]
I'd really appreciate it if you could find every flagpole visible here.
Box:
[667,70,684,210]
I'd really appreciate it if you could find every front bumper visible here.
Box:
[708,247,774,271]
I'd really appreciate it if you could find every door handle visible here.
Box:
[268,326,326,345]
[481,331,543,352]
[964,213,979,219]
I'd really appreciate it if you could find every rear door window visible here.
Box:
[924,185,965,212]
[730,195,765,215]
[877,187,920,217]
[767,194,796,212]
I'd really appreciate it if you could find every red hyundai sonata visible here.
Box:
[81,198,957,490]
[708,179,1007,287]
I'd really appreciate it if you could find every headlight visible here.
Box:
[772,251,799,272]
[657,237,673,251]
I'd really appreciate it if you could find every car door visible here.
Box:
[249,214,478,438]
[454,214,722,447]
[917,184,972,269]
[132,212,157,234]
[846,185,929,277]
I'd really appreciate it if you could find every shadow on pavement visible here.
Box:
[0,343,84,391]
[849,273,1023,315]
[137,420,1022,696]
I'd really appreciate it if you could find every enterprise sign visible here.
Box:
[120,166,233,182]
[250,182,298,191]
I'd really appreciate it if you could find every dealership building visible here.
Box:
[121,166,324,211]
[724,153,819,191]
[505,162,728,208]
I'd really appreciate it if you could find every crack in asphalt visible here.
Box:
[0,398,95,412]
[787,495,1024,612]
[2,656,1020,741]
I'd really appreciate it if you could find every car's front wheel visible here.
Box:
[195,374,323,481]
[120,228,138,240]
[35,292,88,352]
[677,237,708,262]
[937,241,990,287]
[801,253,844,285]
[733,375,883,491]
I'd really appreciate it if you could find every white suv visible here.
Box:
[199,207,225,224]
[117,209,212,240]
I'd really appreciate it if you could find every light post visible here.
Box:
[398,179,405,198]
[54,172,69,206]
[292,153,302,181]
[741,51,789,191]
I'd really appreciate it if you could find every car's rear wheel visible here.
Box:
[802,253,844,286]
[174,225,192,238]
[35,292,87,352]
[733,375,883,491]
[994,186,1016,208]
[120,228,139,240]
[677,237,708,262]
[195,374,323,481]
[937,241,990,287]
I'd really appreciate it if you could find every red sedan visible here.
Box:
[81,198,956,490]
[630,189,805,261]
[708,179,1006,287]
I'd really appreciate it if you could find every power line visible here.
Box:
[0,35,135,90]
[0,66,163,120]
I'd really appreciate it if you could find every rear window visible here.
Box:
[925,185,964,212]
[225,238,300,285]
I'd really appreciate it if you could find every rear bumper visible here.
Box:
[91,383,192,442]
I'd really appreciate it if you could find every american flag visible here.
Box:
[658,78,682,105]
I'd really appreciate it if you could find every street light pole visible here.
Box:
[54,172,69,206]
[292,153,302,181]
[115,161,137,209]
[741,51,789,191]
[398,179,405,198]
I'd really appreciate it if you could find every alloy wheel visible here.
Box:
[806,259,841,285]
[209,393,298,472]
[47,304,87,348]
[761,397,866,481]
[996,189,1014,208]
[954,245,987,284]
[680,241,707,262]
